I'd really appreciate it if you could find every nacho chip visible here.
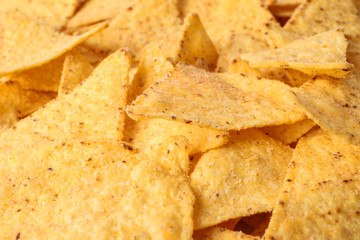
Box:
[6,55,65,92]
[127,64,305,131]
[0,0,83,29]
[284,69,312,87]
[290,75,360,147]
[20,90,57,118]
[84,0,181,59]
[241,30,352,78]
[124,118,228,155]
[0,10,106,76]
[67,0,135,28]
[265,129,360,239]
[260,119,316,145]
[194,227,261,240]
[228,58,263,79]
[0,81,22,131]
[0,136,194,239]
[127,43,173,105]
[59,49,94,95]
[0,49,131,146]
[175,13,218,71]
[191,129,292,229]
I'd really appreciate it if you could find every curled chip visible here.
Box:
[127,64,305,131]
[241,30,353,78]
[191,129,292,229]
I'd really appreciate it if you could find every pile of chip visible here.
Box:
[1,0,360,239]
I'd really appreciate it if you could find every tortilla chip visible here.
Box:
[0,136,194,239]
[127,64,305,131]
[0,10,106,76]
[6,55,65,92]
[191,129,292,229]
[175,13,218,71]
[241,30,353,78]
[127,43,173,105]
[20,90,57,118]
[194,227,261,240]
[0,81,22,131]
[267,0,303,6]
[0,0,83,29]
[260,119,316,145]
[265,129,360,239]
[0,49,131,146]
[290,75,360,146]
[284,69,312,87]
[228,58,263,79]
[67,0,135,28]
[84,0,181,59]
[59,49,94,95]
[124,118,228,155]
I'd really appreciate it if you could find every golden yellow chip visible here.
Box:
[228,58,263,79]
[67,0,134,28]
[0,0,83,29]
[127,64,305,131]
[174,13,218,71]
[191,129,292,229]
[0,10,106,76]
[241,30,353,78]
[59,49,94,95]
[0,136,194,239]
[20,90,57,118]
[260,119,316,145]
[6,55,65,92]
[284,69,312,87]
[127,42,173,105]
[0,49,131,147]
[0,81,21,131]
[265,129,360,239]
[290,75,360,147]
[194,227,261,240]
[84,0,181,59]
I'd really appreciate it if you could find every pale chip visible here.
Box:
[290,75,360,147]
[0,136,194,239]
[0,49,131,146]
[127,64,305,131]
[241,30,353,78]
[194,227,261,240]
[260,119,316,145]
[191,129,292,229]
[175,13,218,71]
[59,49,94,95]
[228,58,262,79]
[0,10,106,76]
[265,129,360,239]
[0,81,21,131]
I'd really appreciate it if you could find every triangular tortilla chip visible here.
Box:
[260,119,316,145]
[127,64,305,131]
[0,49,131,146]
[67,0,135,28]
[265,129,360,239]
[0,81,21,131]
[194,227,261,240]
[84,0,181,59]
[59,49,94,95]
[0,136,194,239]
[20,90,57,118]
[174,13,218,71]
[125,46,228,154]
[241,30,353,78]
[0,10,106,76]
[6,55,65,92]
[191,129,292,229]
[228,58,263,79]
[290,75,360,147]
[0,0,83,29]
